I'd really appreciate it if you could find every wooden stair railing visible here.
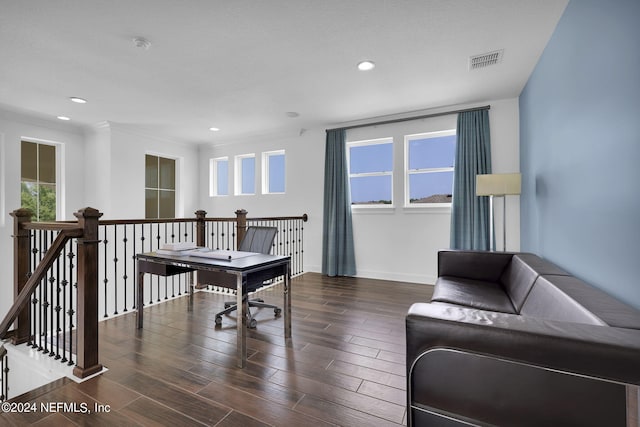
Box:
[0,207,103,379]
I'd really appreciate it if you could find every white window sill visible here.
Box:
[351,205,396,214]
[402,204,452,214]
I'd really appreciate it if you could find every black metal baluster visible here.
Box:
[123,225,129,312]
[113,225,119,315]
[38,230,45,352]
[156,223,161,303]
[103,227,109,317]
[61,246,68,363]
[132,224,138,310]
[54,255,60,359]
[67,243,76,366]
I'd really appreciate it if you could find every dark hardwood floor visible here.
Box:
[1,273,434,426]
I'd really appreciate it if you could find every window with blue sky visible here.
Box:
[263,150,285,194]
[210,157,229,196]
[235,154,255,195]
[348,139,393,205]
[405,130,456,205]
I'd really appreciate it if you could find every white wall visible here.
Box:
[105,124,200,219]
[197,128,326,272]
[0,108,87,319]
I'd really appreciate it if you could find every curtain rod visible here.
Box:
[327,105,491,132]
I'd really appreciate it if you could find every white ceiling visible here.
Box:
[0,0,568,145]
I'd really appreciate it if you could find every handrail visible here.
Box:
[23,222,86,232]
[248,214,308,222]
[99,216,237,226]
[0,228,80,339]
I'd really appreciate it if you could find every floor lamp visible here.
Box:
[476,173,521,251]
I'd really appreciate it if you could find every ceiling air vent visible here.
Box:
[469,49,504,70]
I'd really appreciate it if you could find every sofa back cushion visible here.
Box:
[500,254,569,312]
[521,276,610,326]
[438,251,512,282]
[524,275,640,329]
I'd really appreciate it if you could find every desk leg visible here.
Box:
[136,263,144,329]
[284,262,291,338]
[188,271,195,312]
[236,274,247,368]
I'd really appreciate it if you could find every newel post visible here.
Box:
[195,210,207,247]
[10,208,33,345]
[235,209,248,249]
[73,207,103,378]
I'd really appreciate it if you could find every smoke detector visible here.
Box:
[133,37,152,50]
[469,49,504,70]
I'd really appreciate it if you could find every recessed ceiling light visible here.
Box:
[209,127,220,132]
[70,97,87,104]
[357,60,375,71]
[57,116,71,121]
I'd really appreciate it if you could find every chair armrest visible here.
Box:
[406,302,640,385]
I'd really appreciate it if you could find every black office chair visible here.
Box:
[210,226,281,328]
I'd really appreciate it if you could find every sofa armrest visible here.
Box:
[406,302,640,386]
[437,250,515,282]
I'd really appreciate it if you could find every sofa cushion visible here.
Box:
[499,254,569,312]
[433,276,516,314]
[520,276,607,326]
[438,250,513,282]
[522,275,640,329]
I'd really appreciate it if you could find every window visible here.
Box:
[405,130,456,205]
[235,154,256,195]
[145,154,176,218]
[21,141,57,221]
[348,138,393,205]
[262,150,285,194]
[210,157,229,196]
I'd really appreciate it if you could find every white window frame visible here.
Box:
[234,153,256,196]
[20,137,65,221]
[209,156,229,197]
[347,137,394,208]
[262,150,286,195]
[144,153,179,219]
[404,129,456,208]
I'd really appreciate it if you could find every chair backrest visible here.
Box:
[239,226,277,254]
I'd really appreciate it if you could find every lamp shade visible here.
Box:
[476,173,521,196]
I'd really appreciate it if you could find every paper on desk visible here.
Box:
[188,249,259,260]
[159,242,197,251]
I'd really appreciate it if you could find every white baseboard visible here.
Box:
[303,264,436,285]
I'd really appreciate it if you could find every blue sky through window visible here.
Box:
[349,141,393,204]
[216,159,229,195]
[408,135,456,169]
[268,153,285,193]
[241,156,255,194]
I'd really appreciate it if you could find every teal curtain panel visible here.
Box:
[322,129,356,276]
[450,109,492,250]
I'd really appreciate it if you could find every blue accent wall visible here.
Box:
[520,0,640,309]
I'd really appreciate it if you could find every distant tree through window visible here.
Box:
[21,140,57,221]
[405,130,456,205]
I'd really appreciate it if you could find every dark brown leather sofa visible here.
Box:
[406,250,640,427]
